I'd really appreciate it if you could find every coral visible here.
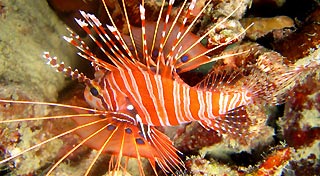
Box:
[202,19,245,50]
[289,141,320,175]
[210,0,252,20]
[0,0,319,175]
[185,155,240,176]
[272,7,320,62]
[174,122,222,154]
[254,147,292,176]
[279,60,320,149]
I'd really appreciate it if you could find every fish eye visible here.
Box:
[90,87,99,96]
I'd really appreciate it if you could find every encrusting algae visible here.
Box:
[0,0,319,175]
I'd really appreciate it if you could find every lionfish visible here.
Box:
[0,0,319,175]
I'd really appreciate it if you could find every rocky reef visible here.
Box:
[0,0,319,175]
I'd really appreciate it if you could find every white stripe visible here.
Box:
[182,18,187,25]
[206,91,214,118]
[154,75,170,126]
[219,92,229,115]
[176,31,182,40]
[140,69,163,126]
[159,43,164,49]
[173,81,184,124]
[214,123,220,129]
[88,14,102,27]
[183,86,194,121]
[108,73,126,111]
[139,5,146,20]
[165,15,170,23]
[223,94,230,114]
[219,92,229,114]
[127,69,143,103]
[197,90,206,120]
[241,91,251,105]
[189,0,196,9]
[102,78,112,109]
[118,69,153,125]
[228,93,240,111]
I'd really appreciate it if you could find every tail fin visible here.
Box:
[242,51,320,105]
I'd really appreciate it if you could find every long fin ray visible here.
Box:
[164,0,196,65]
[60,27,117,71]
[176,23,253,73]
[77,12,130,68]
[121,0,139,60]
[176,2,244,60]
[0,116,108,166]
[139,4,150,66]
[195,69,243,90]
[151,0,166,55]
[164,0,189,66]
[46,121,111,176]
[0,99,100,113]
[83,122,120,176]
[155,0,175,65]
[172,0,213,63]
[101,0,137,62]
[147,127,185,174]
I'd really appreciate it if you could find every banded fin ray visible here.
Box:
[195,69,244,90]
[199,106,254,143]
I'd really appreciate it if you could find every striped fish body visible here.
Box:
[86,64,252,129]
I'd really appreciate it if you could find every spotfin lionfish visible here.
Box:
[0,0,319,175]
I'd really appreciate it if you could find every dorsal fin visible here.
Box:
[195,69,244,90]
[165,0,196,75]
[43,52,92,82]
[154,0,175,65]
[174,4,253,73]
[120,0,140,60]
[101,0,138,64]
[75,12,127,68]
[94,0,252,78]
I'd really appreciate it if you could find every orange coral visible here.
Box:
[255,147,291,176]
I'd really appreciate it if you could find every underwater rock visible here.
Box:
[240,16,295,41]
[0,0,78,175]
[0,0,78,102]
[272,7,320,62]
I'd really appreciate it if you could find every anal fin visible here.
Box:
[199,106,254,144]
